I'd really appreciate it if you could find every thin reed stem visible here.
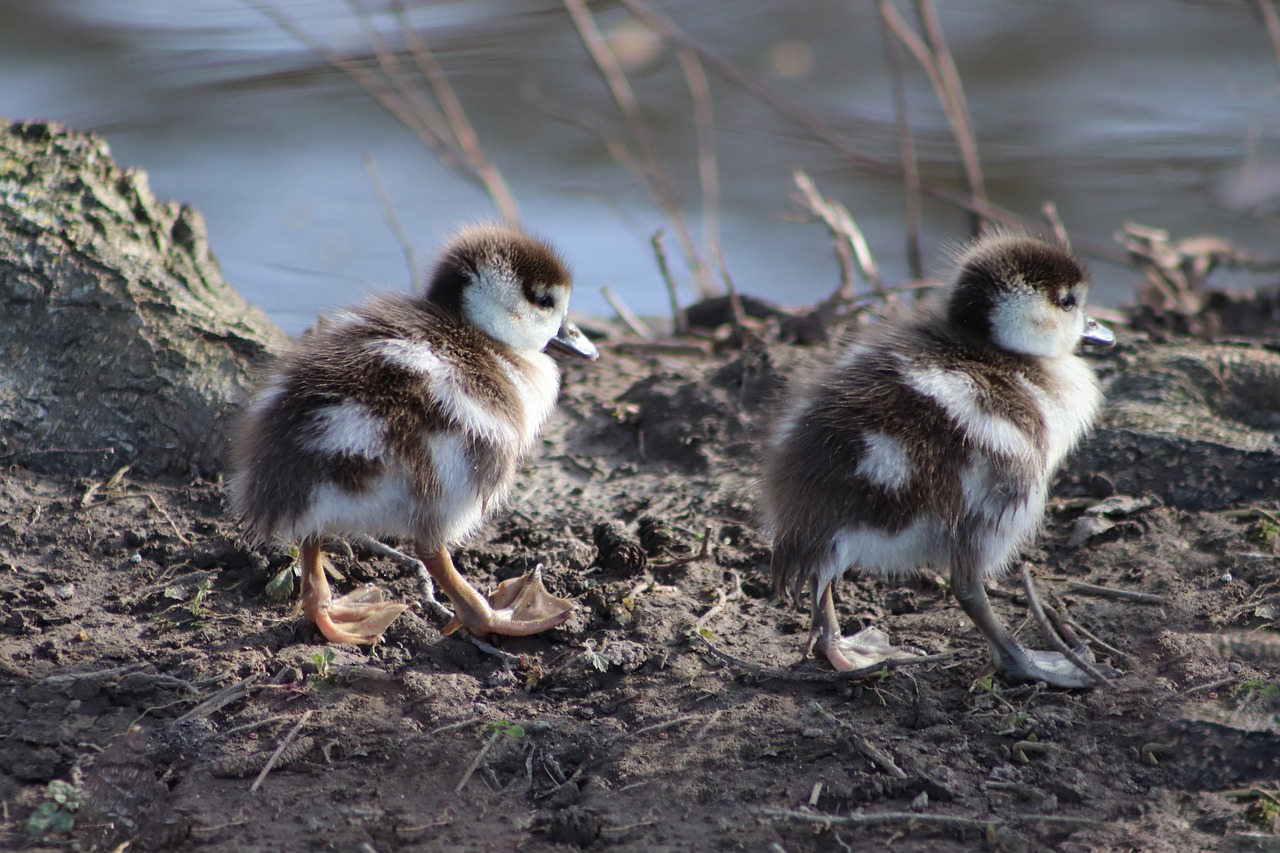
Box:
[562,0,714,295]
[390,0,521,224]
[877,0,923,278]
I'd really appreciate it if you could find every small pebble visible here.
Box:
[801,727,824,739]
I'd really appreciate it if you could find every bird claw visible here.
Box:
[442,566,572,638]
[998,644,1117,689]
[308,585,410,646]
[816,625,926,672]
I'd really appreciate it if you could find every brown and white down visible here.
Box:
[762,232,1115,688]
[229,224,598,645]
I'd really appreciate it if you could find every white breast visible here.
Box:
[498,350,561,453]
[423,430,488,543]
[1031,354,1103,470]
[819,518,944,590]
[958,452,1046,577]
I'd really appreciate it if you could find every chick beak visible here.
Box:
[1081,316,1115,348]
[546,319,599,360]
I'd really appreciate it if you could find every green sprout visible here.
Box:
[265,547,301,601]
[311,648,337,681]
[1247,518,1280,548]
[24,779,80,837]
[480,719,525,739]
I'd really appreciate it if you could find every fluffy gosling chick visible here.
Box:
[762,232,1115,688]
[229,224,598,645]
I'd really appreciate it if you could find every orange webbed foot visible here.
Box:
[439,565,573,638]
[296,540,410,645]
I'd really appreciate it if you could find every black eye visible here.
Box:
[534,293,556,310]
[1057,292,1077,310]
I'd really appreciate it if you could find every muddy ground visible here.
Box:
[2,327,1279,852]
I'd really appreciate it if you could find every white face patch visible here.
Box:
[300,400,387,459]
[855,430,913,491]
[462,261,566,352]
[989,284,1088,358]
[903,365,1038,461]
[370,339,522,447]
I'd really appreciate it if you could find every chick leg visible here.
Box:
[950,552,1102,689]
[807,582,920,671]
[295,537,410,645]
[418,545,572,638]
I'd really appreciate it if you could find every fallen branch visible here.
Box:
[1064,581,1166,606]
[1021,565,1114,687]
[172,674,263,726]
[761,806,1099,831]
[698,634,962,683]
[810,702,907,779]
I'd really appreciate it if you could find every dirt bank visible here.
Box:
[1,120,1278,852]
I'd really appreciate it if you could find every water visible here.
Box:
[1,0,1276,333]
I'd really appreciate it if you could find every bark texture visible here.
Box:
[0,119,287,476]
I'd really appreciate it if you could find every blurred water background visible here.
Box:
[0,0,1276,333]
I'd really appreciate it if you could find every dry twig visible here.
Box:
[1020,565,1114,687]
[650,230,688,335]
[562,0,713,295]
[172,675,263,726]
[693,569,743,632]
[456,729,502,793]
[762,807,1098,831]
[698,634,961,683]
[810,702,907,779]
[650,525,712,570]
[619,0,1131,266]
[1064,581,1166,606]
[250,710,313,792]
[256,1,519,223]
[876,0,923,277]
[363,155,417,285]
[603,285,654,340]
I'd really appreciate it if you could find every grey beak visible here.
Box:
[546,319,599,360]
[1082,315,1115,348]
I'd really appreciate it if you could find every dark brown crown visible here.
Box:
[422,224,571,316]
[946,233,1086,341]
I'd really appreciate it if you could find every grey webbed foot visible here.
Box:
[993,643,1117,689]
